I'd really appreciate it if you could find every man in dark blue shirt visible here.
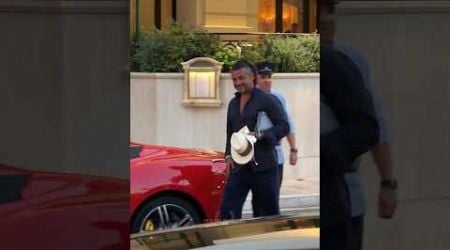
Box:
[220,60,290,220]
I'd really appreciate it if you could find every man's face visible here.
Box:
[257,74,272,92]
[318,3,336,43]
[231,67,255,94]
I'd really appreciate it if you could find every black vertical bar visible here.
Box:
[135,0,140,37]
[172,0,177,21]
[275,0,283,32]
[303,0,310,33]
[155,0,161,30]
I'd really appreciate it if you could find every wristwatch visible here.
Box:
[290,148,298,153]
[381,179,398,189]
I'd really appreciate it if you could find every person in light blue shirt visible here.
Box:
[255,61,298,188]
[249,61,298,218]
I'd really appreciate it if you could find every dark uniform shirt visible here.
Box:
[225,87,289,172]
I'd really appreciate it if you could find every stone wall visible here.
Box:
[336,1,450,249]
[130,72,320,180]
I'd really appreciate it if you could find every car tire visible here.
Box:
[131,196,202,233]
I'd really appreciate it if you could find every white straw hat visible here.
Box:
[230,126,257,165]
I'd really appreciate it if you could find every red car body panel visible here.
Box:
[130,143,227,222]
[0,164,129,250]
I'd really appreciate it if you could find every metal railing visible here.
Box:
[130,212,319,250]
[210,32,319,58]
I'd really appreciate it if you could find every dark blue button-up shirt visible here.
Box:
[225,87,290,172]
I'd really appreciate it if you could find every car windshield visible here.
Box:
[129,146,143,159]
[0,174,29,204]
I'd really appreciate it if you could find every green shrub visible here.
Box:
[132,30,170,72]
[213,46,240,72]
[132,23,221,72]
[258,35,319,72]
[131,23,319,73]
[240,44,264,65]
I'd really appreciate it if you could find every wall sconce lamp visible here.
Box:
[181,57,223,107]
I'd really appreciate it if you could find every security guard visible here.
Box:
[255,61,298,188]
[251,61,298,217]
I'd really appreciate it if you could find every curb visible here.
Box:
[242,193,320,218]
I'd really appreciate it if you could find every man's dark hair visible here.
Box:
[231,59,258,78]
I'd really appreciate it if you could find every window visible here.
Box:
[258,0,276,32]
[283,0,301,33]
[129,146,143,159]
[131,0,316,35]
[258,0,316,33]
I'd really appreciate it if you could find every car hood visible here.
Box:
[130,143,224,162]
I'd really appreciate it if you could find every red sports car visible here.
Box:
[130,143,227,233]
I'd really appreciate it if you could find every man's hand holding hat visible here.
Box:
[225,126,258,176]
[230,126,257,165]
